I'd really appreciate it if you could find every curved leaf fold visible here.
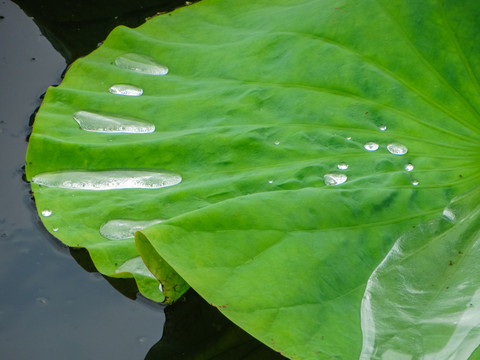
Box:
[361,186,480,359]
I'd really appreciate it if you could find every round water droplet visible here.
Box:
[405,163,414,171]
[412,180,419,186]
[387,143,408,155]
[32,170,182,191]
[364,142,379,151]
[41,209,52,217]
[73,111,155,133]
[379,125,387,131]
[268,180,273,184]
[324,173,347,186]
[109,84,143,96]
[274,140,280,145]
[100,219,164,240]
[337,163,348,170]
[346,137,352,141]
[115,53,168,75]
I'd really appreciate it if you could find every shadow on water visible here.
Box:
[12,0,201,64]
[0,0,287,358]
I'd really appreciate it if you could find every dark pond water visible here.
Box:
[0,2,166,359]
[0,1,287,359]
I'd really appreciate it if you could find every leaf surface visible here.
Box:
[26,0,480,358]
[361,186,480,359]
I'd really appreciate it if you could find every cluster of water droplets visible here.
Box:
[36,53,178,246]
[70,52,170,134]
[323,123,418,186]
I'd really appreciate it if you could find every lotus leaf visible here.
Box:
[26,0,480,358]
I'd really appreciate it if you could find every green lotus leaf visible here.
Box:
[26,0,480,358]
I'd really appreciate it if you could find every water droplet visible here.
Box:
[41,209,52,217]
[100,219,163,240]
[387,143,408,155]
[412,180,419,186]
[442,208,455,222]
[337,163,348,170]
[268,180,273,184]
[405,163,414,171]
[274,140,280,145]
[116,256,156,279]
[115,53,168,75]
[73,111,155,133]
[109,84,143,96]
[364,142,379,151]
[159,283,164,293]
[379,125,387,131]
[52,228,59,232]
[32,170,182,190]
[346,137,352,141]
[324,173,347,186]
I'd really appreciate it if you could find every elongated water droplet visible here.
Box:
[73,111,155,133]
[412,180,419,186]
[379,125,387,131]
[109,84,143,96]
[41,209,52,217]
[364,142,379,151]
[115,53,168,75]
[100,219,163,240]
[116,256,156,279]
[53,228,59,232]
[387,143,408,155]
[346,137,352,141]
[32,170,182,190]
[337,163,349,170]
[159,283,163,293]
[324,173,347,186]
[405,163,414,171]
[274,140,280,145]
[442,208,455,222]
